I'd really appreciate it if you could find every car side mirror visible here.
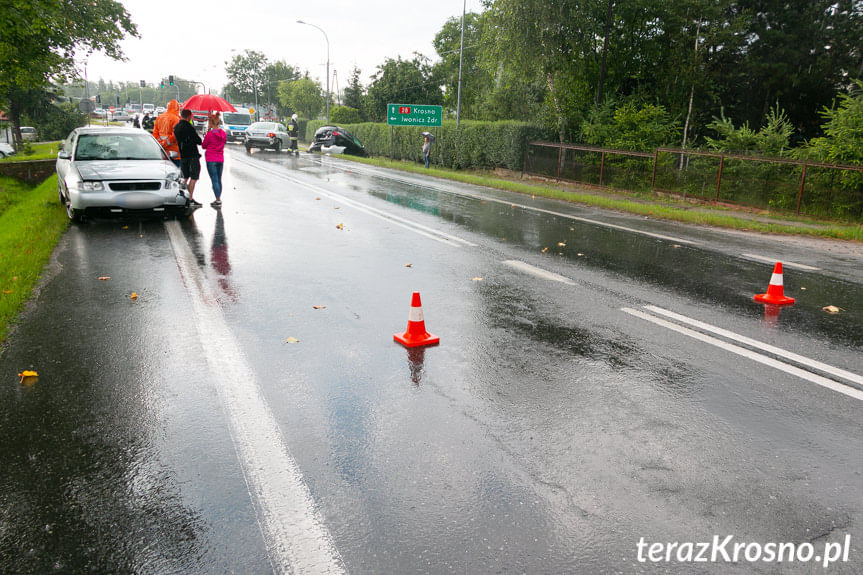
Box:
[58,150,71,160]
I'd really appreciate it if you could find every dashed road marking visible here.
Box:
[502,260,576,285]
[741,253,821,271]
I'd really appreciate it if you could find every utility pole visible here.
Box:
[456,0,466,128]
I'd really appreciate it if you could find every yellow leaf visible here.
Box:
[557,242,566,247]
[313,305,326,310]
[800,287,806,290]
[405,263,413,268]
[672,244,681,248]
[98,276,111,281]
[471,277,483,281]
[541,247,548,253]
[2,290,11,294]
[285,337,300,344]
[822,305,843,314]
[336,223,344,230]
[577,253,584,256]
[18,370,38,384]
[569,227,574,231]
[18,370,38,378]
[130,292,138,300]
[121,225,129,230]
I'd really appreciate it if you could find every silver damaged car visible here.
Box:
[57,127,190,222]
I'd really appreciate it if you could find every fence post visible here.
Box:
[556,144,562,180]
[650,149,659,190]
[796,163,808,215]
[714,155,724,201]
[599,151,606,187]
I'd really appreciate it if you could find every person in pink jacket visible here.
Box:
[201,113,227,208]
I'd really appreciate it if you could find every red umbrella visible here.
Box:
[181,94,236,114]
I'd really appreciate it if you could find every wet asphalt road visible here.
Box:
[1,146,862,574]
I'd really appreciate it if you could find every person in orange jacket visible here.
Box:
[153,100,181,166]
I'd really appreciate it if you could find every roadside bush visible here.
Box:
[329,106,362,125]
[307,119,549,171]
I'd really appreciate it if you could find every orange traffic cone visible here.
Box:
[754,262,795,306]
[394,292,440,348]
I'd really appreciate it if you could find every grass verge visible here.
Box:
[0,175,68,346]
[334,154,863,242]
[0,141,61,162]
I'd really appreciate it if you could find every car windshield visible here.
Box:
[250,122,278,131]
[74,133,165,161]
[223,113,251,125]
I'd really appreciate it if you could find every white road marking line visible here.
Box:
[622,307,863,402]
[502,260,576,285]
[643,305,863,387]
[232,154,476,247]
[166,221,345,575]
[314,159,699,246]
[741,253,821,271]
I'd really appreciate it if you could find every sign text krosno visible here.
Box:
[387,104,443,127]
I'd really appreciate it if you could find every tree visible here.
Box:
[343,67,365,116]
[364,56,442,122]
[433,12,490,120]
[225,50,269,107]
[263,60,301,115]
[278,77,323,119]
[0,0,136,147]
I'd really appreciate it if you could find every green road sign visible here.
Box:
[387,104,442,127]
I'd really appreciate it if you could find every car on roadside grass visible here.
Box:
[56,127,189,222]
[20,127,37,141]
[0,142,15,158]
[307,125,366,156]
[244,121,290,152]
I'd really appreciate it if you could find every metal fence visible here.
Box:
[524,141,863,221]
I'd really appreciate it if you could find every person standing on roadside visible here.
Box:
[422,135,431,169]
[174,109,203,206]
[153,100,181,165]
[202,113,227,208]
[142,112,155,133]
[287,113,299,155]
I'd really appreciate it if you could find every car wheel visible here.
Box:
[65,202,84,223]
[273,140,281,152]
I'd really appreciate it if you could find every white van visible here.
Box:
[222,108,253,142]
[142,103,155,115]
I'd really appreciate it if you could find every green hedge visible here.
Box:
[307,120,550,171]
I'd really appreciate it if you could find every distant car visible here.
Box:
[155,106,166,115]
[56,127,189,222]
[108,110,131,122]
[308,125,365,156]
[19,127,38,141]
[0,142,14,158]
[244,121,290,152]
[92,108,107,117]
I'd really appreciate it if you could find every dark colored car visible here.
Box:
[308,125,366,156]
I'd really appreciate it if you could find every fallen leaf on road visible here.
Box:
[471,277,483,281]
[130,292,138,300]
[577,253,584,256]
[315,197,321,200]
[822,305,843,314]
[800,287,807,290]
[541,247,549,253]
[17,370,38,384]
[405,263,413,268]
[672,244,681,248]
[569,227,574,231]
[334,206,340,210]
[121,225,128,230]
[336,223,344,230]
[98,276,111,281]
[557,242,566,247]
[313,305,326,310]
[285,337,300,344]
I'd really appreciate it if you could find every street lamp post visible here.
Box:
[297,19,329,124]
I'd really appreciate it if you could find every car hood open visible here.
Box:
[75,160,178,181]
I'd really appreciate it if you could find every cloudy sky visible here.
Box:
[86,0,484,94]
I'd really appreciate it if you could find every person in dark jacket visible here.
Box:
[142,113,154,133]
[287,113,299,155]
[174,109,203,205]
